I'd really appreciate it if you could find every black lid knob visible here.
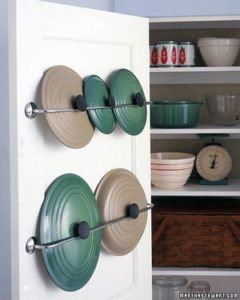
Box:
[75,95,87,112]
[108,95,116,108]
[134,92,145,107]
[127,203,140,219]
[77,221,90,239]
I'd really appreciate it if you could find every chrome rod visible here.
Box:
[25,203,154,253]
[24,102,80,119]
[25,100,152,119]
[34,108,78,113]
[90,203,154,233]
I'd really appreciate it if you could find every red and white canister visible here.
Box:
[150,44,158,67]
[178,42,195,67]
[157,41,178,67]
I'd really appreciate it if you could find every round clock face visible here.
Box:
[196,145,232,181]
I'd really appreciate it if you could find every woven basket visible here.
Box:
[152,212,240,267]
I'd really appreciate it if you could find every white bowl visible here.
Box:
[151,173,191,183]
[151,180,188,189]
[198,37,240,47]
[151,175,190,189]
[151,152,195,164]
[151,162,194,170]
[151,169,192,176]
[150,152,194,189]
[197,37,240,66]
[151,173,190,189]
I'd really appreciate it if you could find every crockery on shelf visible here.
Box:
[197,37,240,66]
[206,94,240,126]
[151,152,195,189]
[150,100,202,128]
[156,41,178,67]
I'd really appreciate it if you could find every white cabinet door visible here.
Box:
[7,1,151,300]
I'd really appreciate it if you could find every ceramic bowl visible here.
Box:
[151,169,192,176]
[151,152,195,164]
[151,162,194,170]
[197,37,240,66]
[151,173,191,182]
[151,152,195,189]
[151,177,189,189]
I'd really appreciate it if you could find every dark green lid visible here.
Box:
[111,69,147,135]
[40,174,101,291]
[84,75,116,134]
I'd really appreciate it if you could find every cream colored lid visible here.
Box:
[41,65,94,148]
[95,169,147,256]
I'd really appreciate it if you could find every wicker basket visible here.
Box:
[152,211,240,268]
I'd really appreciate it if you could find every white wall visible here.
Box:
[43,0,114,11]
[114,0,240,17]
[0,0,11,299]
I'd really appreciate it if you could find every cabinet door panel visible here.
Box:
[12,1,151,300]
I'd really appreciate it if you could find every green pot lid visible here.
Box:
[41,65,94,149]
[84,75,116,134]
[95,169,147,256]
[40,174,101,291]
[110,69,147,135]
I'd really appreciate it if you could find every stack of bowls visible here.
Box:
[151,152,195,189]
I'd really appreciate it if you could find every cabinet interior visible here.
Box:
[150,18,240,277]
[150,27,240,66]
[150,83,240,180]
[150,20,240,183]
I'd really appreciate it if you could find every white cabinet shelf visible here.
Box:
[151,179,240,197]
[149,16,240,30]
[150,67,240,85]
[151,125,240,139]
[152,267,240,276]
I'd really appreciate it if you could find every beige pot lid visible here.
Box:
[95,169,147,256]
[41,65,94,148]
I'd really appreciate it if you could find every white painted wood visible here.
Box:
[149,15,240,30]
[151,125,240,139]
[2,1,151,299]
[151,179,240,197]
[153,267,240,276]
[150,67,240,85]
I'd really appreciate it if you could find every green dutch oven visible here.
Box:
[150,101,202,128]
